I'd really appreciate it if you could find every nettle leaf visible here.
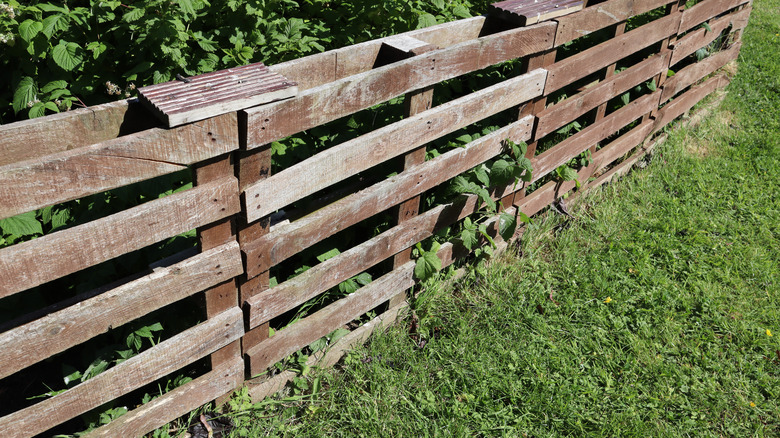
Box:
[556,165,579,182]
[28,102,46,118]
[460,228,479,251]
[489,159,515,186]
[620,92,630,106]
[309,336,327,353]
[44,101,59,113]
[41,14,68,38]
[52,41,84,71]
[0,212,43,237]
[41,80,68,93]
[498,212,517,242]
[474,165,490,187]
[122,7,145,22]
[329,328,350,345]
[12,76,37,114]
[455,134,472,144]
[431,0,445,10]
[453,5,472,18]
[417,13,437,29]
[37,3,68,12]
[354,272,372,286]
[647,79,657,92]
[415,251,442,281]
[18,20,43,42]
[51,208,72,231]
[338,278,359,294]
[316,247,340,263]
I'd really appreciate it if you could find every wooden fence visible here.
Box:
[0,0,751,436]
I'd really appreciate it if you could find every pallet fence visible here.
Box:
[0,0,751,436]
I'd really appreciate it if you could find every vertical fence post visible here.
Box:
[651,0,685,121]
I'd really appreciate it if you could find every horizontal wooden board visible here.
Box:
[241,23,555,149]
[536,52,669,138]
[0,100,159,168]
[678,0,750,34]
[545,11,681,94]
[243,69,546,222]
[0,177,240,298]
[268,17,487,91]
[0,113,237,220]
[0,241,242,379]
[139,63,297,127]
[661,42,741,101]
[669,7,748,65]
[653,74,729,132]
[490,0,583,26]
[532,90,661,183]
[85,356,244,438]
[242,116,534,276]
[589,120,655,171]
[554,0,676,46]
[2,307,244,438]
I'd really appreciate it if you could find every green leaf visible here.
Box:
[52,41,84,71]
[498,212,517,242]
[490,159,515,186]
[415,251,442,281]
[556,165,579,182]
[28,102,46,118]
[329,328,350,345]
[44,101,59,113]
[18,20,43,42]
[667,69,675,77]
[460,228,479,251]
[620,92,630,106]
[417,13,437,29]
[51,208,72,231]
[41,14,67,38]
[37,3,68,12]
[354,272,372,286]
[12,77,36,115]
[122,7,145,22]
[647,79,657,92]
[431,0,445,10]
[518,211,532,224]
[455,134,472,144]
[702,22,712,32]
[41,80,68,93]
[474,165,490,187]
[271,141,287,156]
[309,336,328,353]
[453,5,472,18]
[338,278,359,294]
[316,247,340,263]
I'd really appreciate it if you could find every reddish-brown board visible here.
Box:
[678,0,751,34]
[661,42,741,102]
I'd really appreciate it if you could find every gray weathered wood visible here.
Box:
[242,23,555,149]
[243,69,546,222]
[545,12,680,94]
[661,42,741,101]
[537,52,669,138]
[678,0,751,34]
[554,0,676,46]
[0,100,158,168]
[85,356,244,438]
[532,90,661,183]
[242,116,534,276]
[2,307,244,438]
[0,113,238,220]
[0,177,240,298]
[0,241,242,380]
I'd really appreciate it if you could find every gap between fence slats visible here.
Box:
[0,113,238,221]
[242,116,533,276]
[653,74,729,132]
[243,69,546,222]
[669,7,749,66]
[241,23,555,149]
[1,307,244,438]
[661,42,741,102]
[0,177,240,298]
[678,0,751,34]
[0,241,242,380]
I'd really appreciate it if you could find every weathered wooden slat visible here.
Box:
[0,100,158,168]
[590,120,655,171]
[139,63,297,127]
[653,74,729,132]
[661,42,741,101]
[241,23,555,149]
[0,241,242,380]
[242,116,534,276]
[268,17,487,91]
[2,307,244,438]
[490,0,583,26]
[0,113,237,220]
[532,90,661,183]
[554,0,676,46]
[0,177,240,298]
[536,52,669,138]
[669,7,747,66]
[678,0,750,34]
[243,69,546,222]
[545,12,681,94]
[85,356,244,438]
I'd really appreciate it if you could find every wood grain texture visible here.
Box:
[0,100,158,168]
[554,0,676,46]
[242,23,555,149]
[678,0,750,34]
[532,90,661,183]
[242,116,534,277]
[537,52,669,138]
[0,242,242,380]
[243,69,546,222]
[0,113,237,220]
[545,12,681,94]
[2,307,244,438]
[84,356,244,438]
[661,42,741,101]
[0,177,240,298]
[669,7,748,66]
[653,74,729,132]
[490,0,583,26]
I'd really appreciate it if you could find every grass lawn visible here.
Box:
[224,1,780,436]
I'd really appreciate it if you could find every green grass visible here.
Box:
[222,1,780,436]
